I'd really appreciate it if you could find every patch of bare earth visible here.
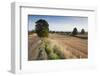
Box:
[28,34,41,60]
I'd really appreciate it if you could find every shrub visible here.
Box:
[53,45,65,59]
[45,44,53,54]
[45,42,61,59]
[38,39,65,60]
[49,53,60,59]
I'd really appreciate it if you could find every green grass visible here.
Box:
[38,39,65,60]
[49,53,60,59]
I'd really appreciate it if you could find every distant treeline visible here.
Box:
[28,30,88,39]
[28,30,72,35]
[28,30,87,35]
[28,30,36,35]
[49,31,72,35]
[49,30,88,35]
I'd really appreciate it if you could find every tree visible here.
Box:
[80,28,85,34]
[72,27,78,35]
[35,19,49,37]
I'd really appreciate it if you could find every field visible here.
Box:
[28,33,88,60]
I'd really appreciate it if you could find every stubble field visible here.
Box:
[28,33,88,60]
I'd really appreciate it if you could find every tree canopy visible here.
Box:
[35,19,49,37]
[80,28,85,34]
[72,27,78,35]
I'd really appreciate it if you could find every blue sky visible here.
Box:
[28,15,88,32]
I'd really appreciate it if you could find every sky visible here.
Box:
[28,15,88,32]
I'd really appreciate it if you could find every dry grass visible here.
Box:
[28,33,88,60]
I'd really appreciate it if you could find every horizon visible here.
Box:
[28,29,88,33]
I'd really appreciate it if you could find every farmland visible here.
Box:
[28,33,88,60]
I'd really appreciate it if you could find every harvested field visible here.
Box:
[28,33,88,60]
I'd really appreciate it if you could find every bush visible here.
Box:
[38,39,65,60]
[45,42,62,59]
[45,44,53,54]
[49,53,60,59]
[53,45,65,59]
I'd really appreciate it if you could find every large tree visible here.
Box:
[72,27,78,35]
[35,19,49,37]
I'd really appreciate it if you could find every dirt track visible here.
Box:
[28,33,88,60]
